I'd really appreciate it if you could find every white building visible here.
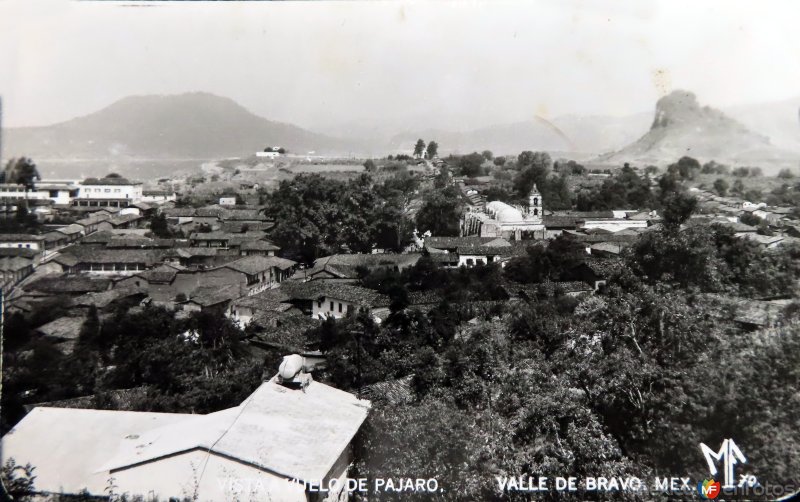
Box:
[1,363,371,501]
[75,177,143,207]
[0,181,80,205]
[310,284,390,320]
[256,146,283,158]
[0,233,46,251]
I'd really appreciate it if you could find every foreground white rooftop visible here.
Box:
[1,377,371,499]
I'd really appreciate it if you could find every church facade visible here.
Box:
[461,185,546,239]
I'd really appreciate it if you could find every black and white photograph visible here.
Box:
[1,0,800,500]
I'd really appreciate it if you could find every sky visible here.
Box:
[1,0,799,132]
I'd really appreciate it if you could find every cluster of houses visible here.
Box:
[691,187,800,248]
[0,176,176,215]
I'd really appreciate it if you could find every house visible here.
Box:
[222,255,298,295]
[180,284,242,315]
[76,177,143,205]
[308,283,390,320]
[219,196,237,206]
[0,181,80,205]
[1,366,371,501]
[42,231,70,251]
[240,239,280,257]
[72,287,147,313]
[56,223,87,242]
[141,189,177,204]
[0,256,35,287]
[34,315,86,354]
[425,236,514,267]
[0,233,46,251]
[188,231,235,248]
[55,246,168,274]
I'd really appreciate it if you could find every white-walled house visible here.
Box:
[0,234,46,251]
[309,283,390,320]
[0,181,80,205]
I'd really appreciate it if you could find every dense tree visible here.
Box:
[414,139,426,157]
[713,178,729,196]
[733,166,750,177]
[493,156,506,167]
[457,152,486,177]
[3,157,40,189]
[264,174,414,261]
[415,186,462,237]
[660,191,697,227]
[149,213,171,238]
[777,168,795,179]
[666,156,701,180]
[481,150,493,161]
[576,164,653,211]
[426,141,439,159]
[363,159,376,172]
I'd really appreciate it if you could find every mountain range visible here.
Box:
[3,91,800,171]
[1,93,358,160]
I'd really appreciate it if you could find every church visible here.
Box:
[461,185,546,239]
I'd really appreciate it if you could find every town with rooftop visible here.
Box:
[2,1,800,501]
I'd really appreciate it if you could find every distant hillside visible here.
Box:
[2,92,355,160]
[386,113,651,157]
[726,95,800,153]
[598,90,800,170]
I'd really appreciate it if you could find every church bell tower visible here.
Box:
[528,184,543,222]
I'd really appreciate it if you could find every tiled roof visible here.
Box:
[73,287,147,309]
[425,236,495,250]
[543,215,579,228]
[133,266,179,284]
[56,224,86,236]
[562,231,639,244]
[79,231,116,244]
[28,275,112,294]
[239,240,280,251]
[305,253,422,279]
[0,256,34,272]
[185,284,241,307]
[0,233,45,241]
[224,256,297,275]
[60,246,168,265]
[359,375,415,405]
[0,248,39,259]
[175,247,220,258]
[163,208,197,218]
